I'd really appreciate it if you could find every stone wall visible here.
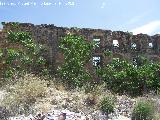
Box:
[0,22,160,73]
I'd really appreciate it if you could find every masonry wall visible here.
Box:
[0,22,160,73]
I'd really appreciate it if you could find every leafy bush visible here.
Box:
[1,74,48,115]
[131,100,155,120]
[99,95,116,114]
[58,34,94,88]
[97,58,140,95]
[97,58,160,96]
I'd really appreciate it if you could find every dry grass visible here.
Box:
[33,82,114,114]
[1,74,48,115]
[1,74,160,119]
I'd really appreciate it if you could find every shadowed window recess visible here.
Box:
[93,56,101,67]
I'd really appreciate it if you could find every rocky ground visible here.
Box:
[0,88,135,120]
[8,110,131,120]
[1,86,160,120]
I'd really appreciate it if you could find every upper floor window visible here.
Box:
[131,43,136,49]
[93,38,100,47]
[149,42,153,48]
[113,40,119,47]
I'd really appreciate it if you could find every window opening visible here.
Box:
[93,38,100,47]
[113,40,119,47]
[131,43,136,49]
[93,56,101,67]
[149,43,153,48]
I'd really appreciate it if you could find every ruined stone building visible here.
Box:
[0,22,160,72]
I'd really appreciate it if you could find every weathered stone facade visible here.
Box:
[0,22,160,73]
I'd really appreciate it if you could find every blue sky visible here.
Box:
[0,0,160,35]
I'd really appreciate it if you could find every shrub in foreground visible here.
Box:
[1,74,48,115]
[131,100,155,120]
[99,95,116,115]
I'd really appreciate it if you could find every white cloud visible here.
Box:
[131,21,160,35]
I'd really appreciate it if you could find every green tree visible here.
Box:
[97,58,160,96]
[58,34,94,88]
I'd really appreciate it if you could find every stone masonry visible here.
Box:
[0,22,160,73]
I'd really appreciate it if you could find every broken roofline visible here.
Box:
[1,21,160,36]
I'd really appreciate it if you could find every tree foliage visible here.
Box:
[97,58,160,96]
[58,34,94,88]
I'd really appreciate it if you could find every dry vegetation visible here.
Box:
[0,73,160,120]
[0,73,113,117]
[0,74,48,116]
